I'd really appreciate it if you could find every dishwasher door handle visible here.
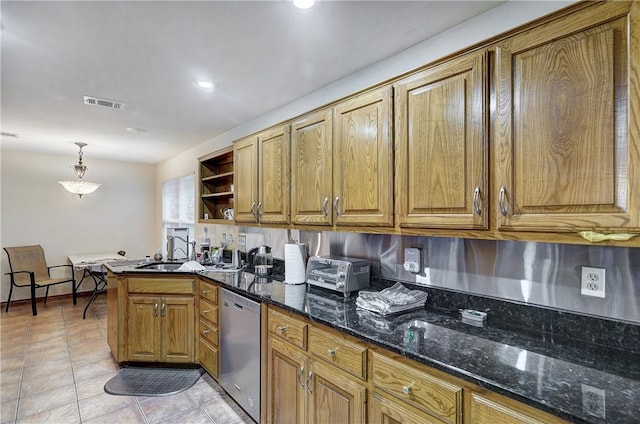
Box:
[234,302,243,310]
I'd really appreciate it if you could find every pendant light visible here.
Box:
[58,142,101,198]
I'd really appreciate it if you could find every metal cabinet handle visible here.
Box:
[161,303,166,317]
[306,371,313,394]
[201,290,211,295]
[277,325,287,334]
[250,202,257,221]
[202,329,211,335]
[473,186,482,216]
[498,186,508,216]
[333,196,341,216]
[402,382,414,395]
[297,366,305,388]
[154,303,158,317]
[327,348,337,357]
[257,202,263,220]
[202,309,210,315]
[321,197,329,216]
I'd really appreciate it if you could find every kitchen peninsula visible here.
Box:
[105,262,640,424]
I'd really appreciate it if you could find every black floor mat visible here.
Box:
[104,367,204,397]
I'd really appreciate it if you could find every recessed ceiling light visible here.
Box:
[293,0,315,9]
[196,80,215,90]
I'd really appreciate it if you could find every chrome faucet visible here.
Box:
[166,235,196,261]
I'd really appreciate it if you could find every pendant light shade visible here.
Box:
[58,142,101,198]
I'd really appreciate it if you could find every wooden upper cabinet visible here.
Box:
[291,109,334,226]
[234,125,290,225]
[257,125,290,224]
[233,136,258,223]
[334,86,394,226]
[494,2,639,232]
[395,51,487,229]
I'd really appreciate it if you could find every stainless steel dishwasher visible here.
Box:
[220,288,261,423]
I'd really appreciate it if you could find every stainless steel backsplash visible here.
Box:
[229,225,640,323]
[299,231,640,324]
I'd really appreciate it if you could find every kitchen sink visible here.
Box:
[136,262,184,271]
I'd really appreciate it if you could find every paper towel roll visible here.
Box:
[284,243,306,284]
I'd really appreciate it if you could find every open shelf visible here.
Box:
[198,146,234,222]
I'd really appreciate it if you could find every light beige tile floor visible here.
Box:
[1,297,254,424]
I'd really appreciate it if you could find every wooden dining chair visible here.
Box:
[3,245,77,315]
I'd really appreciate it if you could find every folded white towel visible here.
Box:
[177,261,205,271]
[356,282,427,316]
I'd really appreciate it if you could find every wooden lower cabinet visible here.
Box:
[265,312,366,424]
[307,359,367,424]
[197,280,220,378]
[126,295,195,362]
[107,275,196,364]
[370,391,447,424]
[265,336,307,424]
[265,305,568,424]
[464,391,563,424]
[370,351,462,423]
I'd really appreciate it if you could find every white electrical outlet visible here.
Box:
[581,266,605,298]
[582,384,606,419]
[238,233,247,252]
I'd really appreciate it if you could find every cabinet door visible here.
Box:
[161,296,195,363]
[258,125,290,224]
[494,3,639,232]
[291,109,333,225]
[395,51,487,229]
[265,337,307,424]
[234,136,259,223]
[465,392,553,424]
[370,391,446,424]
[127,295,161,362]
[334,86,393,226]
[307,359,367,424]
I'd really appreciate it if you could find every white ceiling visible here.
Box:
[1,0,504,164]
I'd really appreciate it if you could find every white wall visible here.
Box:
[156,0,574,249]
[1,149,157,302]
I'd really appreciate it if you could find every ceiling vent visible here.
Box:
[84,95,125,110]
[1,132,20,139]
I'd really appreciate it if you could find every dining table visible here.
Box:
[68,252,128,319]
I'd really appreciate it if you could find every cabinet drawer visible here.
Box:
[268,308,307,350]
[199,299,218,326]
[199,337,219,379]
[128,278,194,294]
[308,325,367,380]
[371,352,462,424]
[199,281,218,304]
[199,318,219,347]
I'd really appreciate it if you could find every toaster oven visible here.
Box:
[306,255,370,297]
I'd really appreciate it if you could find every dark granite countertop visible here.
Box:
[106,263,640,423]
[199,270,640,424]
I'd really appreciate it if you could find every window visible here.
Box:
[162,174,195,259]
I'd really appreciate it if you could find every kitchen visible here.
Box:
[2,1,640,424]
